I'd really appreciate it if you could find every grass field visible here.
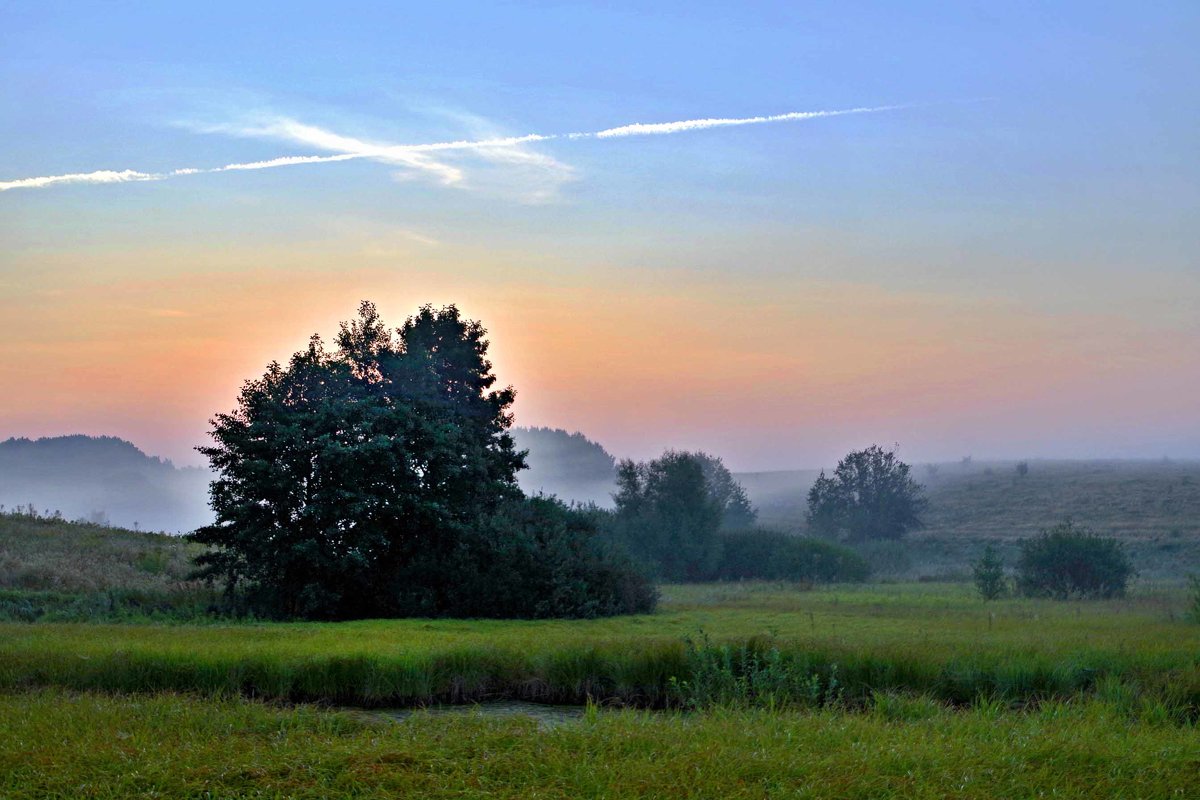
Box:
[4,516,1199,797]
[3,583,1197,713]
[1,689,1196,799]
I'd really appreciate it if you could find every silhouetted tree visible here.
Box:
[806,445,927,542]
[190,301,653,619]
[691,452,757,530]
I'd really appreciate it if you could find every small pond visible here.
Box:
[359,701,586,730]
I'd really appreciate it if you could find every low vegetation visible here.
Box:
[3,583,1197,717]
[1015,521,1134,599]
[1,689,1196,799]
[710,529,869,583]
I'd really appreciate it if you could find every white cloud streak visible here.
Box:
[0,104,902,194]
[590,105,902,138]
[0,169,162,191]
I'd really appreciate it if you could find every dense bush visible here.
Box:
[710,530,870,583]
[1015,521,1134,599]
[437,497,657,618]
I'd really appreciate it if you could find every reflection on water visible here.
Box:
[364,701,586,730]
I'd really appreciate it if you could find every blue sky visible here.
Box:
[1,1,1197,468]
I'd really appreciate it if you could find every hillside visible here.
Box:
[0,512,197,594]
[739,459,1200,538]
[511,426,618,506]
[0,436,212,533]
[737,459,1200,580]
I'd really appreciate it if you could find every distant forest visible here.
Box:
[510,427,618,505]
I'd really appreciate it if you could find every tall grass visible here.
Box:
[0,689,1195,799]
[3,584,1197,715]
[0,512,201,593]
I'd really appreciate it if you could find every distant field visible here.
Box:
[738,459,1200,579]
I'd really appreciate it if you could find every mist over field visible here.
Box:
[0,436,211,533]
[6,431,1199,581]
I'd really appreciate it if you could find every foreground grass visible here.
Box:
[0,689,1195,799]
[3,584,1197,711]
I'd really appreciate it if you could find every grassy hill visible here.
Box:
[0,513,197,594]
[0,512,212,621]
[736,459,1200,580]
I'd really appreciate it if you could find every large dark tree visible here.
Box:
[806,445,927,542]
[190,302,652,619]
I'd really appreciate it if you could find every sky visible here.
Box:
[1,1,1198,470]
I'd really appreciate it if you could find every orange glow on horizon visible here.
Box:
[3,245,1197,471]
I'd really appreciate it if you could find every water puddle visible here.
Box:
[360,701,586,730]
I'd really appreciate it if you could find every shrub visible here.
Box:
[440,497,657,618]
[972,544,1007,600]
[709,530,870,583]
[1015,521,1134,599]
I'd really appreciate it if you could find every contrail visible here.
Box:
[590,105,901,138]
[0,104,903,193]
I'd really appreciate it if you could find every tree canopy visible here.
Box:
[190,301,653,619]
[607,450,756,581]
[806,445,927,542]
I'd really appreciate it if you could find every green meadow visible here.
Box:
[2,690,1197,799]
[3,509,1199,798]
[3,583,1198,712]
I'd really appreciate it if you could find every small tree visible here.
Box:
[972,544,1007,600]
[1015,461,1029,478]
[806,445,927,542]
[1015,521,1134,600]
